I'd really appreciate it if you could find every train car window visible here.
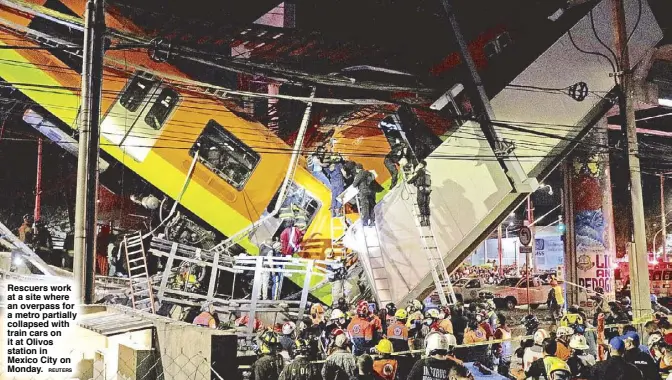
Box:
[190,120,261,190]
[497,32,512,49]
[145,88,179,130]
[267,181,322,230]
[121,74,157,112]
[664,270,672,281]
[484,41,499,59]
[653,270,663,281]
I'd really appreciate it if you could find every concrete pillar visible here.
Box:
[569,119,617,307]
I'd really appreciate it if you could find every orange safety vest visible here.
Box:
[193,312,215,328]
[464,326,488,344]
[387,322,409,341]
[347,317,373,341]
[373,359,398,380]
[438,319,453,334]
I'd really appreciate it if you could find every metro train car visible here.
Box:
[0,0,335,264]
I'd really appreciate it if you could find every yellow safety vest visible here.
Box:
[553,285,564,305]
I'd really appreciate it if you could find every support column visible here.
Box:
[570,119,617,307]
[563,161,579,306]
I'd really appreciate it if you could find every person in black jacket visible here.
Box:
[622,331,661,380]
[352,164,376,226]
[383,138,407,190]
[591,336,643,380]
[407,160,432,226]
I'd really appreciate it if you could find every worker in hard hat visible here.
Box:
[347,302,374,356]
[407,333,462,380]
[279,338,320,380]
[387,309,410,353]
[193,302,217,329]
[547,279,565,324]
[280,321,297,358]
[174,262,200,291]
[326,249,348,304]
[373,339,398,380]
[253,330,285,380]
[310,303,326,326]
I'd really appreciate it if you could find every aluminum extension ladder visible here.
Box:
[123,232,156,313]
[329,204,349,258]
[402,172,457,306]
[355,196,393,306]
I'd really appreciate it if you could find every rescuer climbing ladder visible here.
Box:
[330,207,348,258]
[401,176,457,306]
[124,232,156,314]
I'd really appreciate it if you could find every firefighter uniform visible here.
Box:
[373,359,398,380]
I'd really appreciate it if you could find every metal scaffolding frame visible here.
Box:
[148,237,334,333]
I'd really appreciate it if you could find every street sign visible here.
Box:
[519,226,532,246]
[520,246,533,254]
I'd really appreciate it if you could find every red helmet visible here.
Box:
[357,303,369,317]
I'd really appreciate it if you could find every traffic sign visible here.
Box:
[519,226,532,246]
[520,246,533,253]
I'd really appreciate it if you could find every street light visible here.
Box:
[653,222,672,258]
[505,221,514,238]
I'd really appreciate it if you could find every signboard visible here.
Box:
[520,246,533,254]
[519,226,532,246]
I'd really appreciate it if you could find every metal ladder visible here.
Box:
[329,203,348,258]
[401,172,456,306]
[355,196,393,305]
[123,232,156,314]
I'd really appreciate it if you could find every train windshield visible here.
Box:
[190,120,261,190]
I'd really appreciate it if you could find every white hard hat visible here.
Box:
[330,309,345,320]
[569,335,590,350]
[648,333,663,347]
[556,326,574,338]
[534,329,549,345]
[282,321,296,335]
[445,333,457,351]
[425,332,450,356]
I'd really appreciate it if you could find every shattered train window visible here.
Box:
[190,120,260,190]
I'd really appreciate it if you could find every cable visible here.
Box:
[589,10,620,71]
[567,29,617,85]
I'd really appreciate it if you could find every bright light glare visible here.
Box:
[12,256,22,266]
[660,98,672,107]
[508,222,514,226]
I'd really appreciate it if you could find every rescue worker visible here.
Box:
[560,304,584,329]
[591,336,644,380]
[259,240,276,301]
[348,302,374,356]
[547,279,564,323]
[437,307,454,334]
[310,303,326,326]
[193,302,217,329]
[407,160,432,226]
[322,334,357,380]
[387,309,410,353]
[423,308,441,332]
[326,250,348,304]
[406,299,424,314]
[407,311,426,352]
[523,338,559,380]
[566,334,595,380]
[280,321,297,358]
[372,339,397,380]
[356,354,375,380]
[309,145,330,187]
[493,313,513,377]
[17,214,34,245]
[278,338,320,380]
[555,326,574,361]
[251,330,285,380]
[280,220,304,257]
[384,303,396,329]
[329,309,349,331]
[407,333,461,380]
[523,329,549,372]
[543,355,572,380]
[622,330,661,380]
[352,164,376,226]
[327,155,346,217]
[383,138,407,190]
[462,318,490,365]
[366,302,384,341]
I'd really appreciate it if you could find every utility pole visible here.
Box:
[497,223,503,276]
[613,0,651,320]
[34,137,43,222]
[562,161,579,306]
[661,175,667,261]
[527,196,536,273]
[73,0,105,304]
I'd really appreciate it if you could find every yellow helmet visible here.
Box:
[259,330,280,354]
[375,339,394,355]
[395,309,408,321]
